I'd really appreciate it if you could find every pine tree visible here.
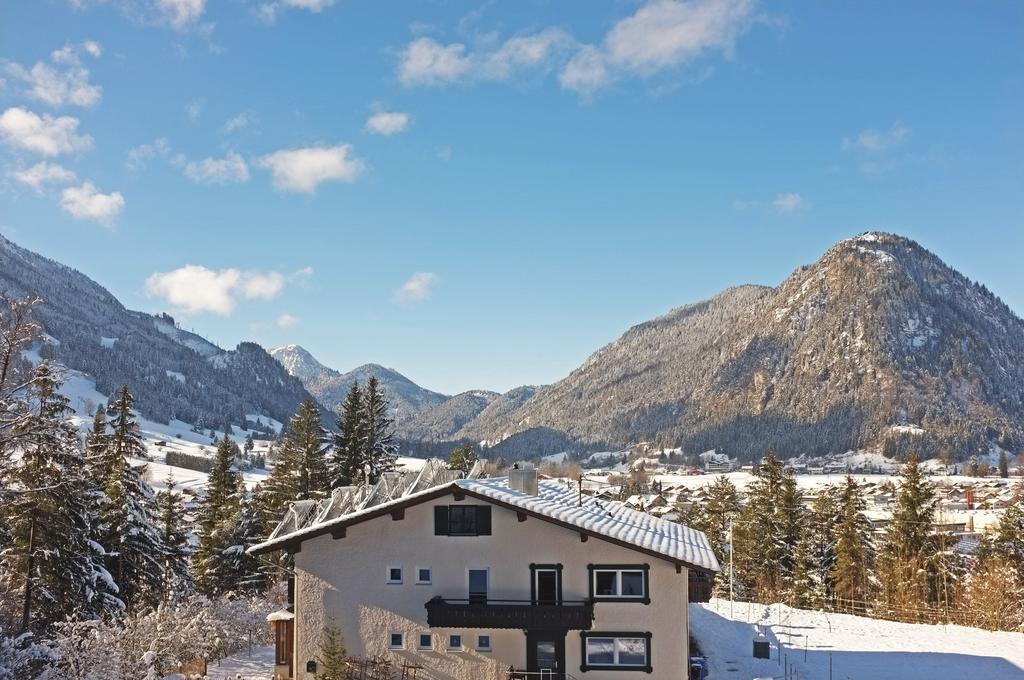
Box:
[806,491,839,608]
[362,377,397,484]
[202,486,269,596]
[84,406,109,481]
[777,472,804,596]
[330,383,366,488]
[877,453,937,620]
[318,621,348,680]
[831,476,874,611]
[154,473,193,597]
[733,452,786,600]
[262,400,331,523]
[193,435,242,595]
[684,476,739,596]
[788,524,816,609]
[0,363,121,630]
[986,482,1024,580]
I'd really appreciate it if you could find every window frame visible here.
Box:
[434,504,492,537]
[529,563,563,605]
[388,632,404,650]
[587,564,650,604]
[447,633,464,651]
[467,567,489,604]
[417,633,433,650]
[579,631,652,673]
[386,565,403,585]
[415,566,432,585]
[476,634,492,652]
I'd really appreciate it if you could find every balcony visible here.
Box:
[425,597,594,630]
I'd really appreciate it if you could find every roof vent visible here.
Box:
[509,462,538,496]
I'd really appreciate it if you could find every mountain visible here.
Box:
[470,233,1024,461]
[269,345,448,426]
[401,390,500,442]
[0,235,314,432]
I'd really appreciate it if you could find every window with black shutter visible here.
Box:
[433,505,492,536]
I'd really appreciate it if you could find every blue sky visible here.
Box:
[1,0,1022,395]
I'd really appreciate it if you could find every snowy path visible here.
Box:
[196,645,275,680]
[690,598,1024,680]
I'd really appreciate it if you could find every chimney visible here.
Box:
[509,462,538,496]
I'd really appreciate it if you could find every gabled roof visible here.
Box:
[249,477,720,574]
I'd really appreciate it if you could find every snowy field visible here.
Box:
[164,646,274,680]
[690,598,1024,680]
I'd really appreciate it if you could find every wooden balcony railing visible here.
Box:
[425,597,594,630]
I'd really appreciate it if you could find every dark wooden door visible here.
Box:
[526,630,565,680]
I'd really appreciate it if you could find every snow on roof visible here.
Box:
[266,610,295,622]
[250,477,720,573]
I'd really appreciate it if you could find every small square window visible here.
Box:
[447,634,463,650]
[387,566,403,584]
[389,632,404,649]
[418,633,433,650]
[476,634,491,651]
[416,567,432,584]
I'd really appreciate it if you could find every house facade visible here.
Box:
[251,467,719,680]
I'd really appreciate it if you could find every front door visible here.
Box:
[526,630,565,680]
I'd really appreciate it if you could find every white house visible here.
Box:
[250,465,719,680]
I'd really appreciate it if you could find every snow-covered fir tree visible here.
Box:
[680,475,739,597]
[193,435,242,595]
[805,491,839,607]
[362,377,397,483]
[830,476,875,611]
[154,473,193,597]
[732,452,787,600]
[0,363,121,630]
[330,382,366,488]
[262,399,330,521]
[98,385,167,612]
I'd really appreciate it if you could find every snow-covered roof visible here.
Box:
[266,610,295,622]
[250,477,720,573]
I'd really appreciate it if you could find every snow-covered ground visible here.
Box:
[165,645,274,680]
[690,598,1024,680]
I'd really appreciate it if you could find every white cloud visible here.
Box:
[257,144,364,192]
[145,265,307,315]
[184,99,203,122]
[481,28,573,79]
[365,111,410,136]
[223,112,252,133]
[399,38,473,86]
[182,151,250,184]
[126,137,172,171]
[276,312,300,329]
[771,192,806,214]
[60,182,125,226]
[559,45,610,94]
[842,124,911,153]
[255,0,334,24]
[158,0,207,29]
[396,272,438,302]
[0,107,93,156]
[4,41,103,108]
[10,161,76,192]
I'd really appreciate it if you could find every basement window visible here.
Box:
[418,633,433,650]
[387,566,403,584]
[389,632,404,649]
[416,567,432,585]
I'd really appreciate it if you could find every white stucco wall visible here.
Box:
[292,492,690,679]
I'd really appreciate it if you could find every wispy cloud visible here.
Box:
[255,0,335,25]
[145,264,311,315]
[257,144,364,192]
[3,41,103,108]
[222,112,252,133]
[395,272,438,302]
[10,161,76,192]
[276,312,300,328]
[181,151,250,184]
[365,111,411,136]
[842,123,911,153]
[126,137,172,171]
[184,99,204,122]
[60,181,125,226]
[397,0,760,96]
[0,107,93,156]
[771,192,807,214]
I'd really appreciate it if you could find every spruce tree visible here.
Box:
[193,435,242,594]
[684,476,739,596]
[877,453,937,620]
[330,383,366,488]
[262,400,331,522]
[806,491,839,607]
[154,473,193,597]
[831,476,874,611]
[0,363,121,630]
[318,621,348,680]
[777,472,804,596]
[733,452,786,600]
[362,377,397,484]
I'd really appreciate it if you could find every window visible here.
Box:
[476,634,491,651]
[389,632,404,649]
[447,634,463,650]
[434,505,492,536]
[530,563,563,604]
[418,633,433,650]
[386,566,403,584]
[588,564,650,604]
[468,568,488,604]
[580,632,652,672]
[416,567,432,585]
